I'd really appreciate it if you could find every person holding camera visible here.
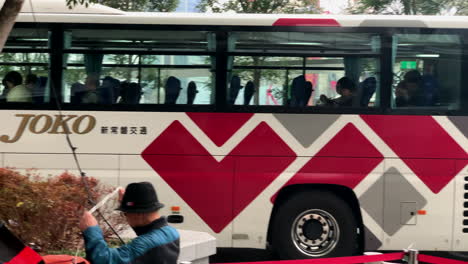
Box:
[80,182,180,264]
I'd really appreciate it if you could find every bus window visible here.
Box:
[140,55,214,105]
[4,28,49,50]
[62,29,215,105]
[230,56,301,106]
[64,54,138,104]
[1,28,50,104]
[227,32,381,108]
[67,29,215,52]
[392,33,462,110]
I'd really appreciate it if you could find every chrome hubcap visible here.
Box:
[291,209,340,257]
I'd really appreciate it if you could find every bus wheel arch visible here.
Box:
[267,184,364,259]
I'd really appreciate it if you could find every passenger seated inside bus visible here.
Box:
[81,74,99,104]
[319,77,356,107]
[26,74,47,104]
[359,77,377,107]
[98,76,120,104]
[395,70,433,107]
[2,71,32,103]
[25,74,38,93]
[70,74,100,104]
[421,62,439,106]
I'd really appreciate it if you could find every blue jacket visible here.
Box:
[83,217,180,264]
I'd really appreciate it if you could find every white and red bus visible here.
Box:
[2,0,468,259]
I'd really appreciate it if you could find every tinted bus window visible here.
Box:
[1,28,50,104]
[227,32,381,108]
[62,29,215,105]
[5,28,49,50]
[68,29,215,52]
[392,32,463,110]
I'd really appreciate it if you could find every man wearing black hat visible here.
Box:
[79,182,180,264]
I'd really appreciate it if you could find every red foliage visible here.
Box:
[0,168,126,252]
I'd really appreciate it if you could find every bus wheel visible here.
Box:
[271,191,359,259]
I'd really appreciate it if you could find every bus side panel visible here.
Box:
[120,154,235,248]
[232,156,296,248]
[452,160,468,251]
[360,114,467,251]
[381,158,455,251]
[353,165,385,251]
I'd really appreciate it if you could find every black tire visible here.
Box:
[271,190,359,260]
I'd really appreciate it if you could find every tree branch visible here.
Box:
[0,0,25,52]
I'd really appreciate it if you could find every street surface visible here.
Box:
[209,249,468,263]
[210,248,277,263]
